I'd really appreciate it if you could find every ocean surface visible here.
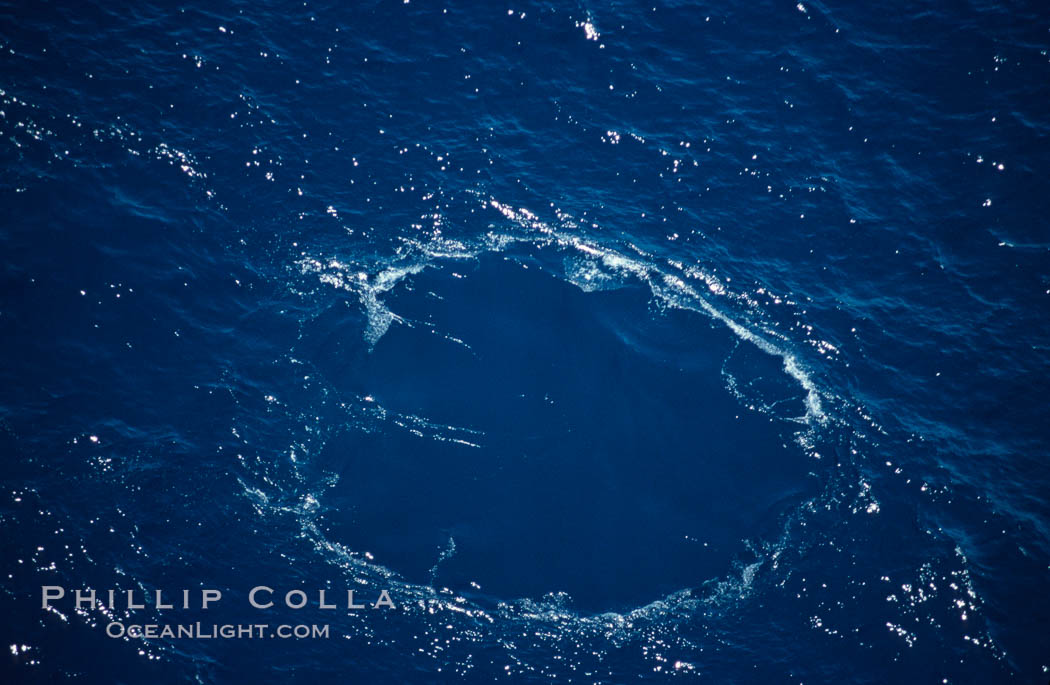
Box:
[1,0,1049,682]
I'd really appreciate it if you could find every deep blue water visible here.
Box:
[1,0,1049,682]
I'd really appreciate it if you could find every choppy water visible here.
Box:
[2,0,1049,682]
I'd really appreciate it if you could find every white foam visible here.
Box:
[299,256,424,348]
[547,228,826,423]
[299,198,826,426]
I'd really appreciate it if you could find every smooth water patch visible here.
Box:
[304,254,814,611]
